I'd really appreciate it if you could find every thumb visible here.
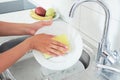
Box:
[41,20,53,26]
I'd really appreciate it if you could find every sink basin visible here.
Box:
[0,36,92,80]
[5,49,91,80]
[79,50,90,69]
[0,21,92,80]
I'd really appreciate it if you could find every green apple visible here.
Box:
[45,8,55,17]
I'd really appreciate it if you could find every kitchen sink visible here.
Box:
[0,36,92,80]
[0,0,36,14]
[0,20,93,80]
[0,23,92,80]
[79,50,90,69]
[5,49,91,80]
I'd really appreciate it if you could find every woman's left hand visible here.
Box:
[29,20,53,35]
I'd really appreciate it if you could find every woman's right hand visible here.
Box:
[26,34,68,56]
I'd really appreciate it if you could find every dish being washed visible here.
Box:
[32,22,83,70]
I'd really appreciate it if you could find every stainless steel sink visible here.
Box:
[0,37,92,80]
[79,50,90,69]
[6,49,91,80]
[1,37,93,80]
[0,35,92,80]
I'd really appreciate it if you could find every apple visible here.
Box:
[45,8,55,17]
[35,7,46,16]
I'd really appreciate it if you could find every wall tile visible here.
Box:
[52,0,74,22]
[108,19,120,50]
[52,0,120,49]
[82,0,120,21]
[79,5,105,42]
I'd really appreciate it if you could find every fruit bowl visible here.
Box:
[30,7,60,21]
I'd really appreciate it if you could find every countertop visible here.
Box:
[0,9,118,80]
[0,9,37,23]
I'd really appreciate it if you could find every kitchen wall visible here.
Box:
[80,0,120,51]
[50,0,120,51]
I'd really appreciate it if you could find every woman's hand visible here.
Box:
[28,20,52,35]
[27,34,68,56]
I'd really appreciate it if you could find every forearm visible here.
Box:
[0,39,30,73]
[0,21,33,36]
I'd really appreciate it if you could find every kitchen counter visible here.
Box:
[0,9,117,80]
[0,9,37,23]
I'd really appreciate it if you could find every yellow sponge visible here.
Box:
[43,34,70,59]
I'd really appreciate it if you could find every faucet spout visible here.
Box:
[69,0,111,63]
[69,0,97,17]
[69,0,120,74]
[69,0,110,48]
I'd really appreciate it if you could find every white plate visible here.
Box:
[53,12,60,20]
[32,21,83,70]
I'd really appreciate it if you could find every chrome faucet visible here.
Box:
[69,0,120,73]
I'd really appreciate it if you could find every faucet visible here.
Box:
[69,0,120,73]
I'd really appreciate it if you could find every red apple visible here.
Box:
[35,7,46,16]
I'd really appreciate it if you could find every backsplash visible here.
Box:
[50,0,120,50]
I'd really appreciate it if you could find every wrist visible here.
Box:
[26,24,36,35]
[23,38,32,51]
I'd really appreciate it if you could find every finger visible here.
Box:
[46,47,63,56]
[37,33,55,38]
[46,34,55,38]
[41,20,53,26]
[49,44,68,54]
[51,40,68,49]
[46,49,58,57]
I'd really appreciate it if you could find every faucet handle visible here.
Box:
[106,50,120,64]
[102,51,115,64]
[113,50,120,63]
